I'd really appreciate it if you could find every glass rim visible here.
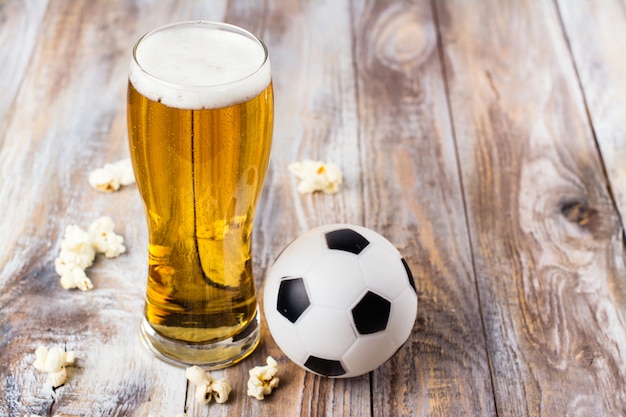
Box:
[131,20,270,90]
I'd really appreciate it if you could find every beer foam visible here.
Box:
[129,23,271,109]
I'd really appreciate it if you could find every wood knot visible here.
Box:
[369,3,435,73]
[573,347,596,368]
[560,199,597,227]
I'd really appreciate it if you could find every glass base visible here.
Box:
[140,306,261,369]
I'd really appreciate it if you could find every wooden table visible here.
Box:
[2,1,626,416]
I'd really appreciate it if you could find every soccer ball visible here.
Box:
[263,224,417,378]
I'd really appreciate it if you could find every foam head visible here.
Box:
[129,21,271,110]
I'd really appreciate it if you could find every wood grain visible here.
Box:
[0,0,49,272]
[352,1,496,416]
[2,0,626,416]
[436,0,626,415]
[557,0,626,235]
[0,0,49,135]
[197,1,373,416]
[0,0,195,415]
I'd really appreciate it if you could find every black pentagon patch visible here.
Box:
[352,291,391,334]
[277,277,310,323]
[325,228,370,254]
[401,258,416,292]
[304,355,346,377]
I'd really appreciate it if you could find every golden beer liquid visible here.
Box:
[128,81,273,344]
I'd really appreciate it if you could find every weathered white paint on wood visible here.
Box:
[0,0,49,131]
[352,1,496,416]
[2,0,626,416]
[0,0,227,415]
[185,1,373,416]
[558,0,626,232]
[436,0,626,415]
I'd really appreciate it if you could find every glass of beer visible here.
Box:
[127,21,273,368]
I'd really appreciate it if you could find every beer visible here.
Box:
[127,22,273,367]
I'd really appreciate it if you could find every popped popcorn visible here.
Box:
[247,356,280,400]
[88,166,119,192]
[32,346,76,388]
[185,366,231,404]
[54,217,125,291]
[56,225,96,272]
[288,159,343,194]
[88,216,126,258]
[88,158,135,192]
[58,265,93,291]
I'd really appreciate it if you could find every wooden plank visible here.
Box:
[0,0,49,264]
[0,0,49,135]
[251,0,365,232]
[352,1,496,416]
[0,0,374,415]
[183,1,373,416]
[5,1,625,416]
[435,0,626,415]
[557,0,626,233]
[0,0,238,415]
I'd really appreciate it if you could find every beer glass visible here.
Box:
[127,21,273,367]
